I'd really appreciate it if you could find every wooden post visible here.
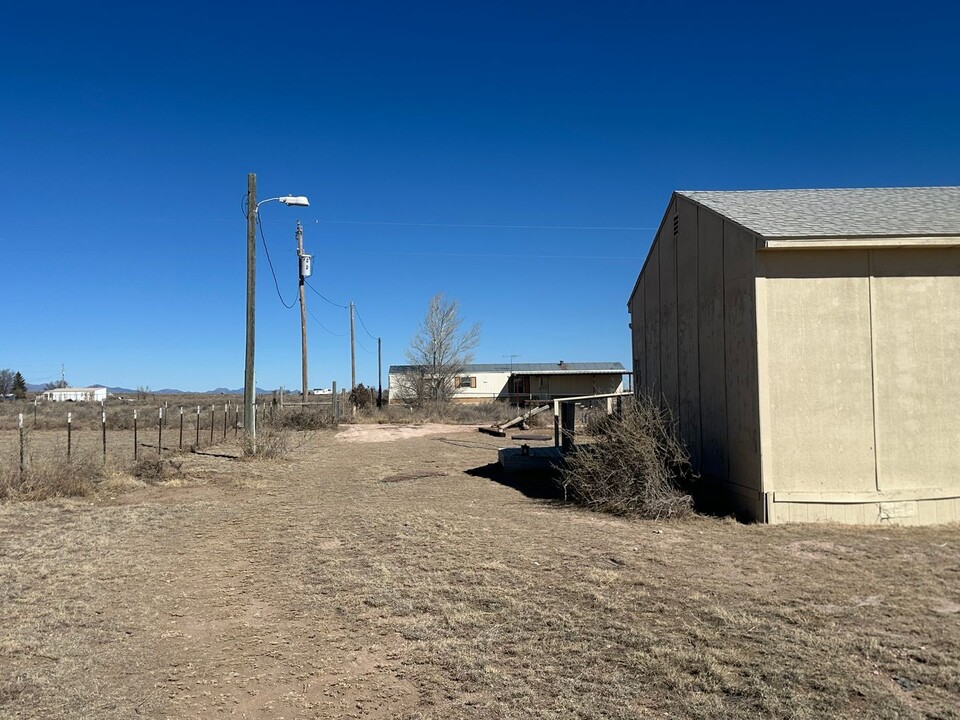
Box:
[332,380,338,427]
[210,404,215,444]
[67,412,72,460]
[134,409,138,460]
[179,407,184,451]
[102,410,107,464]
[560,402,576,453]
[18,413,25,485]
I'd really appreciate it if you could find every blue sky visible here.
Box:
[3,1,959,391]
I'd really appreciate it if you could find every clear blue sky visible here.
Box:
[3,1,959,391]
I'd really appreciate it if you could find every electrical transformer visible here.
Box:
[299,253,313,278]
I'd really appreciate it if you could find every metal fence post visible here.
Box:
[210,404,215,444]
[196,405,201,450]
[134,409,138,460]
[102,410,107,464]
[67,412,72,461]
[19,413,25,485]
[179,407,184,451]
[158,408,163,459]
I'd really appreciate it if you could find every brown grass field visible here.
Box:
[1,424,959,719]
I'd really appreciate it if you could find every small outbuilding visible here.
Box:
[629,186,960,525]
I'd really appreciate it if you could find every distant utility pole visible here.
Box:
[349,301,356,390]
[296,221,309,405]
[377,336,383,409]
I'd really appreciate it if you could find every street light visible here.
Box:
[244,173,310,451]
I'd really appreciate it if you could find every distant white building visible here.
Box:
[388,362,626,405]
[42,387,108,402]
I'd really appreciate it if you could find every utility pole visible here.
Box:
[244,172,257,445]
[349,301,356,389]
[377,336,382,409]
[296,221,309,405]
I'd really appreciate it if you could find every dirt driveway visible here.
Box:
[1,427,958,719]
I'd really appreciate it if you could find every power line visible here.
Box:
[306,306,346,337]
[257,213,296,309]
[304,279,349,309]
[353,305,377,341]
[315,219,654,231]
[355,334,375,355]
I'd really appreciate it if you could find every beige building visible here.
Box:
[628,187,960,525]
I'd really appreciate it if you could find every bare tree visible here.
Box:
[397,293,480,406]
[0,369,13,397]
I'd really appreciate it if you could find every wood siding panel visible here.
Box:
[870,248,960,494]
[644,242,662,399]
[676,199,702,465]
[660,218,680,420]
[723,222,760,494]
[698,209,727,479]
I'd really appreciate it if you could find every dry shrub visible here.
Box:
[560,396,694,519]
[277,408,330,431]
[130,457,183,483]
[238,425,293,460]
[0,448,103,501]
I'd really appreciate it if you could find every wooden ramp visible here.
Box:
[478,404,551,438]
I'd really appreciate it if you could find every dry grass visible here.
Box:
[0,427,958,719]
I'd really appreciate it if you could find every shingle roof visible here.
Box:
[389,362,625,375]
[677,186,960,239]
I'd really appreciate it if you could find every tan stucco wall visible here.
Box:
[629,195,762,519]
[757,247,960,524]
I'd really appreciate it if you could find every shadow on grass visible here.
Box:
[465,462,565,501]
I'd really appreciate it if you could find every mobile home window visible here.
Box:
[460,376,475,388]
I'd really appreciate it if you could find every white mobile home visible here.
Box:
[42,387,108,402]
[388,362,625,404]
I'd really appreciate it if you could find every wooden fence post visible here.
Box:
[332,381,339,427]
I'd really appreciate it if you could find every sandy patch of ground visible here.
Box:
[334,423,472,443]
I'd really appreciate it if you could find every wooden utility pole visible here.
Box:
[244,172,257,446]
[377,336,382,409]
[297,221,309,405]
[349,301,356,389]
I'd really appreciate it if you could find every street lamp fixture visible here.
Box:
[244,174,310,451]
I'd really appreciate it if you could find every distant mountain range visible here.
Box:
[26,383,270,395]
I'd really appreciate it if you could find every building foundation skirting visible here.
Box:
[764,492,960,525]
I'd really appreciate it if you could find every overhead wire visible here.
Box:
[306,306,347,337]
[304,280,349,309]
[352,305,377,341]
[314,219,654,231]
[257,213,297,309]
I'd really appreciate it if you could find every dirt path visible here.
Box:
[2,427,959,719]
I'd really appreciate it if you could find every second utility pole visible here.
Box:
[349,301,356,390]
[297,221,308,405]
